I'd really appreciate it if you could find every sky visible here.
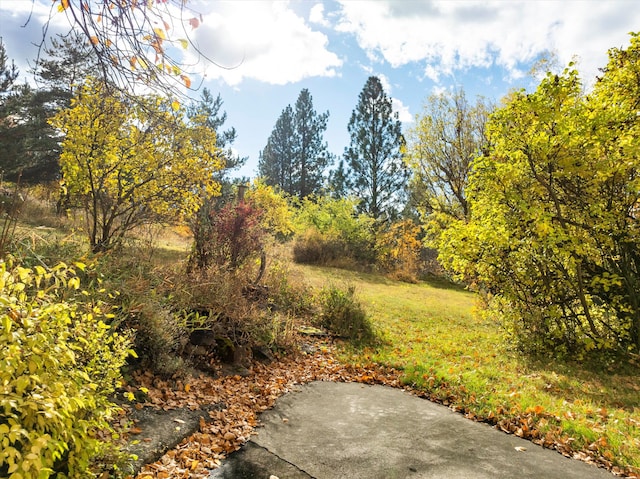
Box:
[0,0,639,179]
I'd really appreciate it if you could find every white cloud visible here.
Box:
[360,63,374,75]
[377,73,392,95]
[309,3,330,27]
[187,1,342,86]
[335,0,640,86]
[423,65,441,83]
[0,1,73,78]
[431,85,448,97]
[392,97,412,123]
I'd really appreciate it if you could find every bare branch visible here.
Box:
[37,0,239,97]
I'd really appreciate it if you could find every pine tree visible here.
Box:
[344,76,407,222]
[187,88,247,246]
[259,105,298,196]
[328,158,350,199]
[259,89,330,199]
[294,88,330,198]
[0,38,20,181]
[188,88,246,175]
[0,32,98,182]
[0,39,18,94]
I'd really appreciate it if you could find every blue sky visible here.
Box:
[1,0,639,178]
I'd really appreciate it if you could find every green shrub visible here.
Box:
[292,196,375,267]
[318,285,375,343]
[262,260,314,316]
[0,260,133,479]
[126,292,187,376]
[292,229,348,265]
[72,252,184,376]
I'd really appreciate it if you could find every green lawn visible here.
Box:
[296,264,640,476]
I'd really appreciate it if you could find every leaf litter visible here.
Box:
[126,339,400,479]
[125,338,638,478]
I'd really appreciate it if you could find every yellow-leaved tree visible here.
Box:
[246,179,295,239]
[50,79,223,252]
[438,33,640,356]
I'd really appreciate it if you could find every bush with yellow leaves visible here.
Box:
[0,260,133,478]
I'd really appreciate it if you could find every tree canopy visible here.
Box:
[0,33,99,182]
[0,39,17,94]
[437,32,640,356]
[188,87,246,176]
[293,89,331,198]
[344,76,407,222]
[50,79,223,252]
[259,104,297,196]
[48,0,211,95]
[259,89,330,199]
[405,89,493,222]
[0,39,21,180]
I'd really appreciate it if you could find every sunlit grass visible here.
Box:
[296,264,640,474]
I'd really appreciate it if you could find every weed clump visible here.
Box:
[318,285,375,344]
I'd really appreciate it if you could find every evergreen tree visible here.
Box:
[0,39,18,94]
[0,39,20,181]
[328,158,350,199]
[294,88,330,198]
[344,76,407,221]
[259,105,297,196]
[259,89,330,199]
[187,87,248,250]
[0,33,97,183]
[188,87,247,202]
[33,32,97,107]
[188,88,246,174]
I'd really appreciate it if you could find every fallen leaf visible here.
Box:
[515,446,527,452]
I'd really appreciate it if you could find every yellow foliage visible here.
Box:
[0,260,133,478]
[49,78,223,251]
[376,220,422,282]
[246,179,294,238]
